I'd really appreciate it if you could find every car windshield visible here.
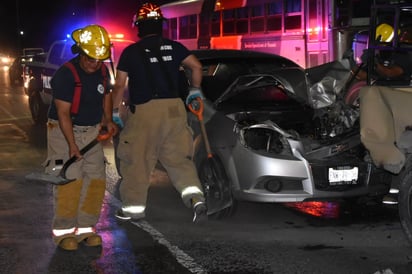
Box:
[199,57,303,108]
[217,74,291,105]
[214,74,299,109]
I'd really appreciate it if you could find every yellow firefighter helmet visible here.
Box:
[376,23,395,42]
[71,24,111,60]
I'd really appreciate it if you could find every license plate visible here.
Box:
[328,167,359,185]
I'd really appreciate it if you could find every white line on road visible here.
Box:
[107,191,208,274]
[0,104,31,122]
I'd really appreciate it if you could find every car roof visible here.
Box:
[191,49,301,68]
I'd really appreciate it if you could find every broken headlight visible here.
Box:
[236,120,294,156]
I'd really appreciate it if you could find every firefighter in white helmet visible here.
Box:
[45,24,119,251]
[111,2,207,223]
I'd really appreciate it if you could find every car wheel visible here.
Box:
[198,154,236,219]
[29,92,47,125]
[398,163,412,245]
[209,200,238,219]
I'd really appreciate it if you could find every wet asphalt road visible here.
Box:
[1,67,412,274]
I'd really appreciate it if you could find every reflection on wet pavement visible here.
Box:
[283,201,340,218]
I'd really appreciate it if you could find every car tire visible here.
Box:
[398,162,412,245]
[198,154,236,219]
[209,200,237,219]
[29,91,47,125]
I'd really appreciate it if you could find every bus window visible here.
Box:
[284,0,303,31]
[250,5,265,33]
[236,7,249,34]
[267,1,282,32]
[179,14,197,39]
[164,18,177,40]
[223,9,236,35]
[285,0,302,13]
[285,15,302,31]
[268,1,282,15]
[223,7,249,35]
[211,11,221,36]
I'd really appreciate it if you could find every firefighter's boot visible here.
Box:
[58,237,78,251]
[84,234,102,247]
[192,198,207,223]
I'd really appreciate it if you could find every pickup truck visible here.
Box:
[25,38,134,124]
[22,47,44,56]
[9,48,44,86]
[25,40,74,124]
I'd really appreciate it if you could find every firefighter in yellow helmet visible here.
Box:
[45,24,119,251]
[112,2,207,223]
[71,24,112,60]
[348,23,409,82]
[359,20,412,176]
[376,23,395,42]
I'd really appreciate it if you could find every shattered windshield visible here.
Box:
[213,74,300,109]
[200,58,303,109]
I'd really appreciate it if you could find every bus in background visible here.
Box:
[160,0,371,68]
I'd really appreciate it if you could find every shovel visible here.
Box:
[188,98,233,215]
[25,129,112,185]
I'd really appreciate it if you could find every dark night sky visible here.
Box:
[0,0,170,56]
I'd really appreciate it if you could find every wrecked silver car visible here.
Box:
[188,49,390,217]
